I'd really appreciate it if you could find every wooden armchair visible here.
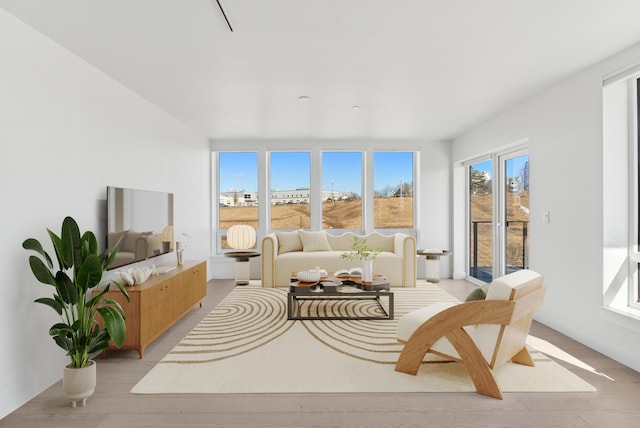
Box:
[395,269,546,399]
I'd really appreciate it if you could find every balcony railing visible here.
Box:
[470,220,529,282]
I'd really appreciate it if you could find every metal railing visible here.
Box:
[470,220,528,280]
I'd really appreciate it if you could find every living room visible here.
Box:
[3,1,640,425]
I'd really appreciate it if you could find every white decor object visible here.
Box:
[297,270,321,283]
[227,224,256,249]
[118,266,153,286]
[63,360,96,408]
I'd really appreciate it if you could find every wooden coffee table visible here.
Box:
[287,273,394,320]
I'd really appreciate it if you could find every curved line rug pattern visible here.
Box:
[131,283,596,395]
[159,284,458,365]
[162,288,294,364]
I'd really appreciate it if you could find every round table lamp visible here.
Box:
[227,224,256,250]
[225,225,259,285]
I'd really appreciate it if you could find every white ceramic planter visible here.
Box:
[62,360,96,408]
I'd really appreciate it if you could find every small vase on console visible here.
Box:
[362,259,373,282]
[176,241,185,265]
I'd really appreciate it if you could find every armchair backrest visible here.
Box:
[475,269,546,368]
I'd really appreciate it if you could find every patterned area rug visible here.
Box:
[131,283,596,394]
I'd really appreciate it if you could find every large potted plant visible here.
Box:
[340,236,381,282]
[22,216,129,407]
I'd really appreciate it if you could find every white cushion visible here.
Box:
[275,231,302,254]
[363,232,394,252]
[326,232,357,251]
[486,269,543,300]
[298,230,332,252]
[396,302,458,342]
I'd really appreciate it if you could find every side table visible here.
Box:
[417,249,451,283]
[224,251,260,285]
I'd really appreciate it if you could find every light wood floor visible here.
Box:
[3,279,640,428]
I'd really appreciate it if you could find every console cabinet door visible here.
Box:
[107,260,207,358]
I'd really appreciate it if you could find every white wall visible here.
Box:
[0,10,209,418]
[452,42,640,372]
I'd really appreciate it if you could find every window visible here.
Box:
[602,71,640,312]
[503,153,529,274]
[218,152,258,249]
[468,159,493,282]
[373,151,414,228]
[322,152,362,229]
[214,146,417,254]
[466,151,529,284]
[270,152,311,229]
[218,152,258,227]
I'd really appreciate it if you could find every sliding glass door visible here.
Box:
[502,153,529,274]
[468,159,493,282]
[467,150,529,282]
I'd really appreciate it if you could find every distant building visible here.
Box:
[220,188,353,207]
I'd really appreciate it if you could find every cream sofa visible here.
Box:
[261,230,416,288]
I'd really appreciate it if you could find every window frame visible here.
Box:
[602,69,640,315]
[269,150,312,230]
[321,150,364,230]
[632,78,640,309]
[372,150,416,230]
[212,143,418,255]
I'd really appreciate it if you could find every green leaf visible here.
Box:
[54,271,77,305]
[87,341,110,355]
[101,298,126,318]
[47,229,66,271]
[34,297,63,315]
[113,280,130,303]
[103,241,120,269]
[51,335,72,352]
[82,231,99,257]
[98,306,127,348]
[22,238,53,269]
[76,254,103,291]
[28,256,56,286]
[61,216,81,269]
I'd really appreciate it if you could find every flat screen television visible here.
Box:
[106,186,174,270]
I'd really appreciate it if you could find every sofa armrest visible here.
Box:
[134,236,149,260]
[261,234,278,288]
[394,233,416,287]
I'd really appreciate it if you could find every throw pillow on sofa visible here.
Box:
[298,230,332,252]
[276,231,303,254]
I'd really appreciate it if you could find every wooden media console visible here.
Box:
[101,260,207,358]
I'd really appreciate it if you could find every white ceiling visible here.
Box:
[3,0,640,141]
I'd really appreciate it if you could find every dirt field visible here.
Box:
[470,191,529,269]
[219,197,414,230]
[219,192,527,270]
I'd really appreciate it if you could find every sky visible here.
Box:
[219,151,413,195]
[472,154,528,180]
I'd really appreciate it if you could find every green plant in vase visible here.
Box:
[339,236,381,261]
[23,216,129,407]
[340,236,381,282]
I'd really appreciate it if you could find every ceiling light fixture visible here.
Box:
[352,105,361,110]
[298,95,311,102]
[215,0,234,32]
